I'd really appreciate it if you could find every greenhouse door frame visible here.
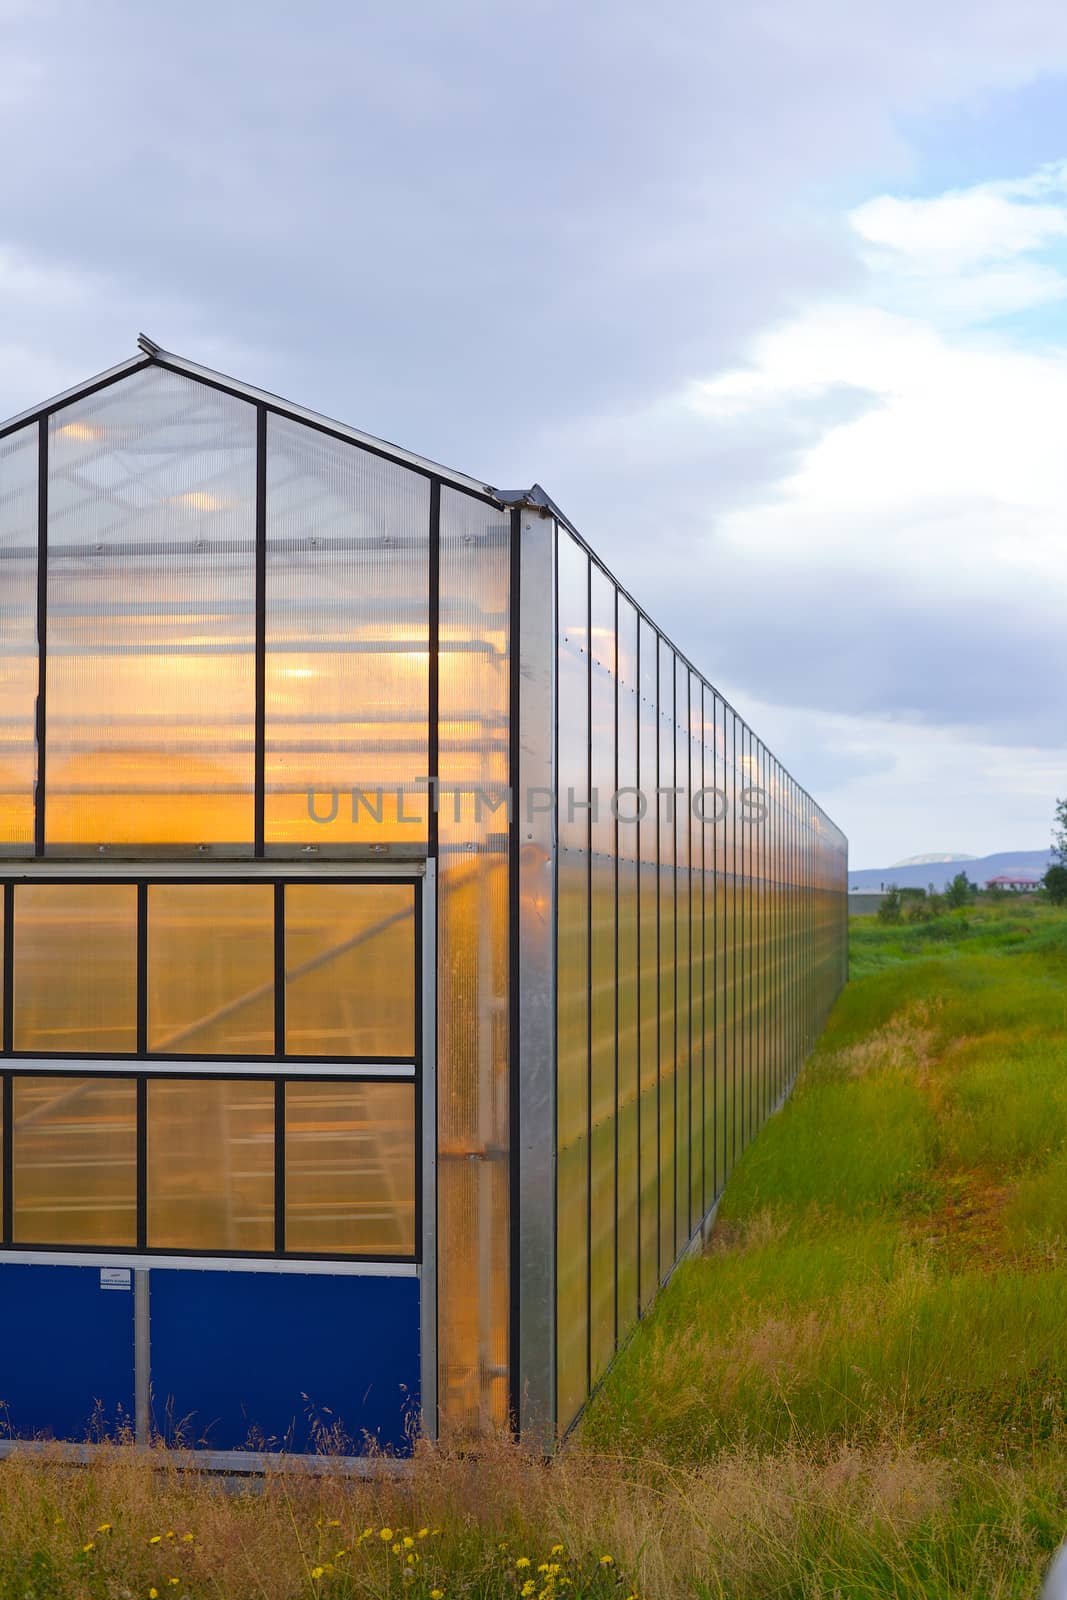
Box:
[0,859,438,1470]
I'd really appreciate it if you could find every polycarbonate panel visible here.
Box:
[12,1076,136,1246]
[589,564,615,1383]
[264,417,430,849]
[284,1080,415,1256]
[285,883,416,1057]
[0,425,38,853]
[637,619,659,1306]
[689,670,704,1227]
[657,640,675,1273]
[674,656,690,1252]
[46,368,257,849]
[615,596,639,1341]
[12,883,137,1053]
[436,487,511,1430]
[148,883,274,1055]
[556,531,589,1427]
[147,1078,274,1251]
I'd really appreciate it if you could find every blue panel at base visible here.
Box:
[149,1269,419,1456]
[0,1262,136,1441]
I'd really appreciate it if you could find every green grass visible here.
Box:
[578,901,1067,1595]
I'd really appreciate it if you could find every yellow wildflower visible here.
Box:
[406,1553,418,1565]
[380,1528,394,1541]
[516,1556,532,1569]
[327,1518,341,1528]
[550,1544,564,1557]
[522,1582,537,1597]
[599,1555,614,1566]
[311,1566,325,1580]
[97,1523,112,1535]
[417,1528,429,1539]
[392,1543,402,1555]
[181,1533,194,1543]
[149,1590,159,1599]
[403,1535,415,1548]
[430,1590,445,1599]
[165,1530,175,1540]
[82,1543,95,1554]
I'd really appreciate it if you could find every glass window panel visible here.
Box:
[589,564,615,1383]
[285,883,415,1058]
[0,425,38,854]
[637,619,658,1307]
[46,368,258,849]
[12,1075,136,1245]
[285,1080,415,1256]
[615,596,639,1340]
[264,418,430,849]
[147,1078,274,1251]
[13,884,137,1053]
[556,531,590,1428]
[436,488,511,1430]
[689,669,704,1230]
[658,640,675,1275]
[148,884,274,1055]
[674,657,690,1254]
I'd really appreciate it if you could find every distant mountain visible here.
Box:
[889,852,978,867]
[849,849,1055,893]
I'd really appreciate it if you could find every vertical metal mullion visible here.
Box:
[274,881,285,1057]
[427,480,441,860]
[274,1079,286,1255]
[2,882,13,1054]
[136,882,148,1055]
[654,640,661,1285]
[2,1072,11,1244]
[253,405,267,858]
[611,585,619,1354]
[507,505,521,1432]
[136,1076,147,1250]
[634,626,642,1310]
[34,418,48,857]
[584,554,592,1400]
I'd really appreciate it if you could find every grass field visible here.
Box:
[4,902,1067,1599]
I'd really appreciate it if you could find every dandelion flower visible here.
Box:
[599,1555,614,1566]
[403,1535,415,1549]
[392,1543,402,1556]
[522,1582,537,1597]
[516,1557,532,1569]
[181,1534,194,1543]
[149,1535,163,1546]
[97,1523,112,1534]
[380,1528,394,1542]
[327,1518,341,1528]
[430,1590,445,1599]
[149,1589,159,1599]
[166,1531,175,1540]
[311,1566,325,1580]
[418,1528,429,1540]
[82,1542,95,1553]
[550,1545,564,1557]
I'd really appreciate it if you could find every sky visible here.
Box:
[2,0,1066,867]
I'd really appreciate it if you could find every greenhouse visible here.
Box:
[0,338,848,1462]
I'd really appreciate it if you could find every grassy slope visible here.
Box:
[3,904,1067,1599]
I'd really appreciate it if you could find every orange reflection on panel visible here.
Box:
[147,1079,275,1251]
[284,1081,415,1256]
[13,883,138,1054]
[148,883,275,1055]
[285,883,415,1057]
[12,1076,137,1247]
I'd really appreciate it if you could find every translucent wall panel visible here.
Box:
[589,565,616,1385]
[637,619,659,1307]
[285,1080,415,1255]
[436,488,511,1430]
[615,597,639,1344]
[0,426,38,854]
[46,368,257,850]
[556,531,589,1427]
[285,883,415,1057]
[264,418,430,850]
[148,883,274,1055]
[689,670,704,1228]
[674,655,690,1253]
[147,1078,274,1250]
[12,1076,137,1245]
[13,883,137,1053]
[657,640,675,1273]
